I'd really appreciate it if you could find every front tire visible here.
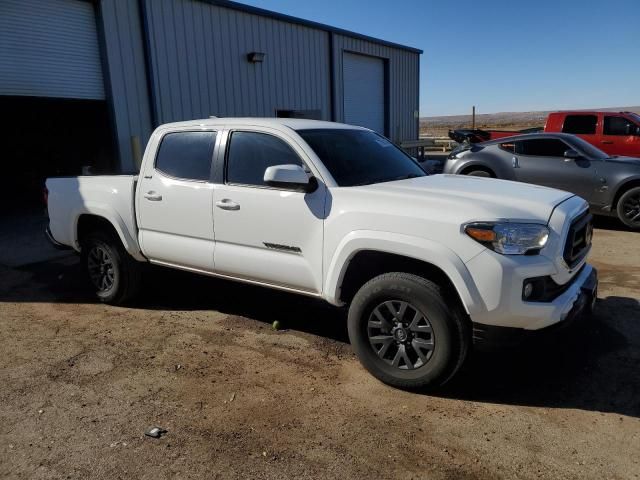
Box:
[616,186,640,229]
[81,230,141,305]
[347,273,469,390]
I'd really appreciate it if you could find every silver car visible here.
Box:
[443,133,640,229]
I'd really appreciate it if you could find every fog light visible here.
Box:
[523,282,534,300]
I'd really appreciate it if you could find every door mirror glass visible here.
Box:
[264,164,316,192]
[564,149,581,160]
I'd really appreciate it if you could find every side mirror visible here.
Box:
[264,164,317,192]
[564,149,581,160]
[635,126,640,136]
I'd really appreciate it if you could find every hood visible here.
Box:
[606,156,640,167]
[359,174,574,224]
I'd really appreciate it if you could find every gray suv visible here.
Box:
[443,133,640,229]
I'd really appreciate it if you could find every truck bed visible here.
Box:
[46,175,141,256]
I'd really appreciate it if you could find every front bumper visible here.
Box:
[472,267,598,349]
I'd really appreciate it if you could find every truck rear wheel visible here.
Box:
[347,273,469,390]
[81,230,141,305]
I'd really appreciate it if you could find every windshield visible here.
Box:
[569,135,610,160]
[629,113,640,124]
[297,129,426,186]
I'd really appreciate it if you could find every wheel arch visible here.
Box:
[72,209,144,261]
[612,176,640,210]
[324,231,486,315]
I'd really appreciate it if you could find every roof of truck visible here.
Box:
[158,117,367,131]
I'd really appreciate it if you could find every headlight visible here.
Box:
[464,222,549,255]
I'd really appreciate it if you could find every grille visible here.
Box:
[563,211,593,269]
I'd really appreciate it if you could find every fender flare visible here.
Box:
[69,203,145,261]
[323,230,486,314]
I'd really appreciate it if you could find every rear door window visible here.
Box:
[516,139,568,157]
[155,131,216,181]
[561,115,597,134]
[603,116,636,136]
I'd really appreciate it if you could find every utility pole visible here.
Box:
[472,106,476,130]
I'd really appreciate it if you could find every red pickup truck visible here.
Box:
[545,111,640,157]
[449,111,640,157]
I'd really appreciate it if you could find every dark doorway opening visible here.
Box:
[0,96,115,214]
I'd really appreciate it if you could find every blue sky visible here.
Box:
[240,0,640,117]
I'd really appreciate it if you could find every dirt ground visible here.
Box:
[1,218,638,479]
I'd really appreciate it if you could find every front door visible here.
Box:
[136,129,217,270]
[212,128,326,293]
[602,115,640,157]
[512,138,597,202]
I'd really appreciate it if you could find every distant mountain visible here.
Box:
[421,107,640,128]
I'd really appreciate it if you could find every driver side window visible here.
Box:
[226,131,303,187]
[515,139,569,157]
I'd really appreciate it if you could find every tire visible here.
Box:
[81,230,141,305]
[616,186,640,229]
[347,273,470,390]
[464,169,493,178]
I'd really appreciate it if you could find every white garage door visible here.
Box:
[0,0,105,99]
[343,52,385,134]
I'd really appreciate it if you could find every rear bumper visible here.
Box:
[472,268,598,349]
[45,225,71,250]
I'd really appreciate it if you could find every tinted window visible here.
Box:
[515,139,568,157]
[604,116,636,136]
[562,115,597,134]
[227,132,302,187]
[297,129,425,187]
[155,131,216,181]
[499,142,515,153]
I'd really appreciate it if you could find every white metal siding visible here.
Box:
[0,0,104,99]
[343,52,385,134]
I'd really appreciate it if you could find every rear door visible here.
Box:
[560,114,600,146]
[601,114,640,157]
[212,127,326,293]
[512,138,597,201]
[137,129,218,270]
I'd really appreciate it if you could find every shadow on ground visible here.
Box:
[593,215,638,232]
[2,257,639,418]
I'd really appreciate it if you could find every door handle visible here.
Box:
[512,156,520,168]
[143,191,162,201]
[216,199,240,211]
[601,141,613,144]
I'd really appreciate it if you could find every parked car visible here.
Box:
[46,118,597,390]
[443,132,640,228]
[449,111,640,158]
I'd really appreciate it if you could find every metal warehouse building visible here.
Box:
[0,0,421,210]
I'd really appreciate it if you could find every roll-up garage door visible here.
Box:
[343,52,385,134]
[0,0,105,99]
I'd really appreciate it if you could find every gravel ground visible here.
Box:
[0,219,638,479]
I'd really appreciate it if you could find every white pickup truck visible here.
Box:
[46,118,597,389]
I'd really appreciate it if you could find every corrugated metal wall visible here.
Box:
[0,0,104,99]
[142,0,332,123]
[95,0,419,171]
[332,34,420,144]
[98,0,153,172]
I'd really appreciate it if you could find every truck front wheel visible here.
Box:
[81,230,141,305]
[347,273,469,390]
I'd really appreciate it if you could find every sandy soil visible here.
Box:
[1,218,638,479]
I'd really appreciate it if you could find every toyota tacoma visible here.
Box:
[46,118,597,389]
